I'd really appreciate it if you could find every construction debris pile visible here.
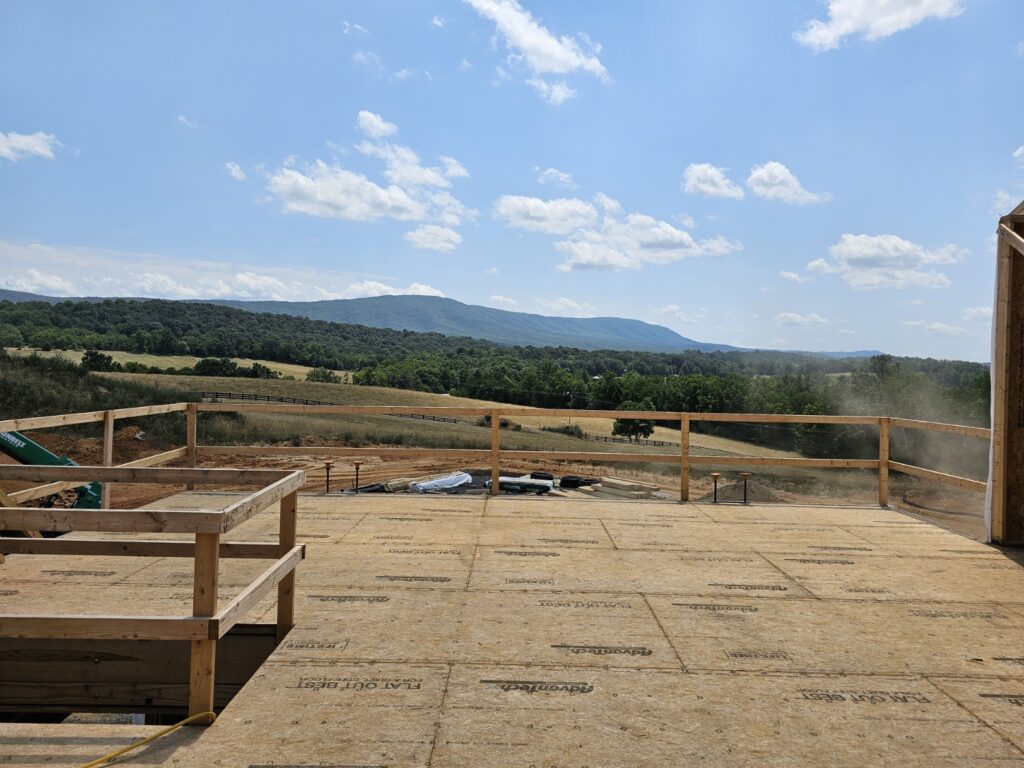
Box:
[344,469,665,499]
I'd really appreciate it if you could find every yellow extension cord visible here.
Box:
[77,711,216,768]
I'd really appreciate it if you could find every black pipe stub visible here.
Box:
[739,472,751,505]
[710,472,721,503]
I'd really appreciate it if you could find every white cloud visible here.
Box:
[905,323,966,337]
[526,77,576,105]
[356,110,398,139]
[594,193,621,213]
[837,328,856,335]
[1013,145,1024,163]
[356,141,451,188]
[682,163,744,200]
[555,212,740,272]
[675,213,696,229]
[775,312,828,326]
[536,166,576,189]
[268,161,426,221]
[963,306,993,321]
[404,225,463,253]
[225,162,246,181]
[342,20,369,35]
[795,0,964,51]
[809,233,964,289]
[459,58,473,70]
[267,112,472,249]
[747,161,830,204]
[2,268,77,295]
[431,15,446,27]
[440,156,469,178]
[780,271,809,283]
[536,296,596,317]
[465,0,607,103]
[0,131,60,162]
[0,240,446,302]
[489,294,518,308]
[494,193,741,271]
[494,195,598,234]
[177,115,200,129]
[994,189,1018,214]
[353,51,385,75]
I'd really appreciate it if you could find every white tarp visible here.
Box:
[410,471,472,493]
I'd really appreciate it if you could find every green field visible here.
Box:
[106,371,800,460]
[6,347,349,381]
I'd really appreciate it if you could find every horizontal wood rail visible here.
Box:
[888,461,988,494]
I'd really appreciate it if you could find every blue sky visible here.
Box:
[1,0,1021,361]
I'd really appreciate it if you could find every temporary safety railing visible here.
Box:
[0,464,305,723]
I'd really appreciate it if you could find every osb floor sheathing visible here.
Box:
[3,493,1024,767]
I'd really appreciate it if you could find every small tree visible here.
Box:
[81,349,116,372]
[612,398,656,443]
[306,367,341,383]
[194,357,238,377]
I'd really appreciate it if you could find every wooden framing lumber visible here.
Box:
[0,538,286,558]
[679,413,690,502]
[888,461,987,493]
[100,410,115,508]
[200,445,489,459]
[999,222,1024,255]
[0,410,107,432]
[690,413,880,425]
[118,446,189,468]
[189,532,220,722]
[490,409,501,496]
[186,402,198,491]
[879,417,890,507]
[0,615,213,641]
[0,506,225,534]
[688,456,878,469]
[216,544,304,639]
[889,418,991,440]
[220,471,305,532]
[0,465,292,484]
[276,492,298,641]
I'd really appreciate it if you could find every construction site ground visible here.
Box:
[2,491,1023,766]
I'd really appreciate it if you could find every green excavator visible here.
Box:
[0,430,102,508]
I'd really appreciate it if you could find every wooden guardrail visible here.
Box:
[0,465,306,722]
[0,403,992,505]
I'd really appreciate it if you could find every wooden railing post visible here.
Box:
[185,403,198,491]
[878,417,890,507]
[490,408,500,496]
[679,413,690,502]
[188,531,220,723]
[100,410,115,508]
[277,490,297,641]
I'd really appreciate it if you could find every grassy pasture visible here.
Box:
[6,347,349,380]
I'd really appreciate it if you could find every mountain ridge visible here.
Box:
[0,289,881,357]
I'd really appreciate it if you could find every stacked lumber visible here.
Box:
[593,476,660,499]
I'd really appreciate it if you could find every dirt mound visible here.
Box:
[697,477,783,503]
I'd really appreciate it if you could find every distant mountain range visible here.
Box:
[0,289,881,357]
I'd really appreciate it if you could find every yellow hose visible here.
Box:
[77,711,216,768]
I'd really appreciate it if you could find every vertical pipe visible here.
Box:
[679,413,690,502]
[188,531,220,723]
[490,408,501,496]
[878,417,890,507]
[100,410,114,508]
[277,491,297,641]
[711,472,720,503]
[185,403,198,492]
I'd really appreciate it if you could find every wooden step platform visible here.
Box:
[2,493,1023,766]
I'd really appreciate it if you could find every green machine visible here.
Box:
[0,430,102,508]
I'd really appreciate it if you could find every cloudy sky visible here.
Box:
[1,0,1020,361]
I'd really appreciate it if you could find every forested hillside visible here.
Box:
[0,298,990,436]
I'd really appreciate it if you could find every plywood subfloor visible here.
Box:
[3,493,1024,767]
